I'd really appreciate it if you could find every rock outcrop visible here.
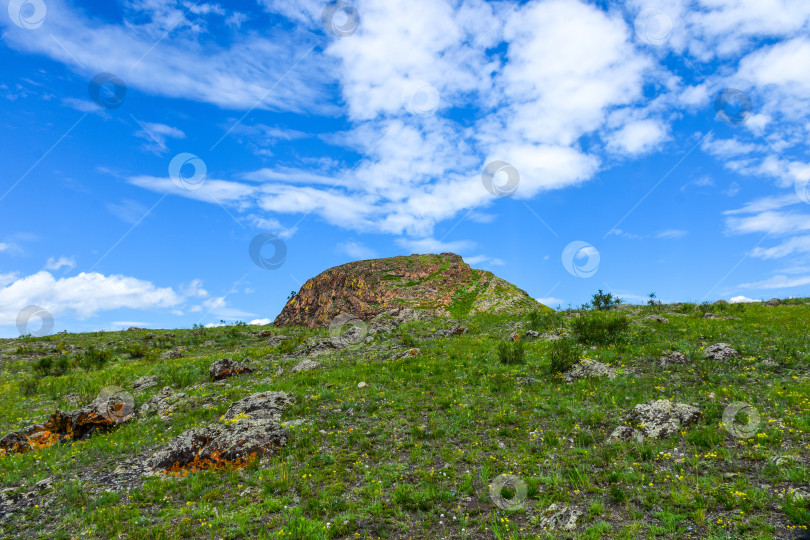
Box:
[274,253,548,328]
[608,399,700,443]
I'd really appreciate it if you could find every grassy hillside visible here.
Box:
[0,299,808,539]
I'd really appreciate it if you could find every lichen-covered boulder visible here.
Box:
[703,343,740,362]
[659,351,689,366]
[564,359,617,383]
[138,387,186,422]
[608,399,700,443]
[0,389,134,455]
[145,391,294,473]
[209,358,254,381]
[290,359,322,373]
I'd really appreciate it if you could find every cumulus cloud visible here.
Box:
[44,256,76,271]
[0,271,182,324]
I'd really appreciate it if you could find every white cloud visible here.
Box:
[45,256,76,271]
[607,119,669,156]
[337,241,377,260]
[1,0,332,112]
[248,318,272,326]
[751,236,810,259]
[463,255,505,267]
[133,121,186,154]
[395,237,475,254]
[729,296,760,303]
[656,229,687,239]
[0,271,182,324]
[536,297,564,307]
[739,274,810,289]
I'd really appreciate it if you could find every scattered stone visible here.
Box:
[0,391,134,454]
[538,503,581,532]
[646,314,669,323]
[138,387,187,422]
[145,392,294,473]
[209,358,254,381]
[659,351,689,366]
[764,298,782,307]
[433,325,468,337]
[127,327,147,331]
[608,399,701,443]
[63,393,84,407]
[703,343,740,362]
[161,347,186,360]
[525,330,540,338]
[222,391,295,423]
[703,312,721,319]
[34,477,52,491]
[132,375,159,391]
[769,455,797,467]
[357,382,367,389]
[291,359,322,373]
[256,377,274,385]
[564,359,617,383]
[400,348,420,359]
[294,337,337,357]
[265,334,289,346]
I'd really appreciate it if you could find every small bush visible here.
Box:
[571,312,630,345]
[123,344,147,359]
[527,311,563,332]
[590,289,622,311]
[34,356,70,377]
[547,339,581,374]
[20,376,39,396]
[497,340,525,365]
[76,346,112,371]
[399,330,418,348]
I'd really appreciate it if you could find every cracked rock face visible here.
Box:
[132,375,159,391]
[209,358,254,381]
[538,503,581,532]
[145,391,294,473]
[608,399,701,443]
[703,343,740,362]
[564,359,617,383]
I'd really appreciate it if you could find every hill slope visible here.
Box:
[273,252,549,327]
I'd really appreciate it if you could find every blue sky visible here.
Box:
[1,0,810,337]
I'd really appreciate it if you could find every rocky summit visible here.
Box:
[273,252,548,327]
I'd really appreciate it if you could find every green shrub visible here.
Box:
[590,289,622,311]
[547,339,581,374]
[123,344,147,359]
[20,376,39,396]
[33,356,53,377]
[527,311,563,332]
[399,330,418,348]
[571,312,630,345]
[497,340,525,365]
[76,346,112,371]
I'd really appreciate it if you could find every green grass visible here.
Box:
[0,301,808,538]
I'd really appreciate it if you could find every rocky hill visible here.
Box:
[273,252,549,327]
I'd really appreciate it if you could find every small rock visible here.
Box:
[538,503,581,532]
[659,351,689,366]
[291,359,322,373]
[525,330,540,338]
[703,343,740,362]
[132,375,159,391]
[161,347,186,360]
[764,298,781,307]
[401,348,420,359]
[564,359,617,383]
[209,357,254,381]
[34,477,52,490]
[703,312,721,319]
[357,382,367,388]
[646,315,669,323]
[138,387,186,422]
[608,399,701,443]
